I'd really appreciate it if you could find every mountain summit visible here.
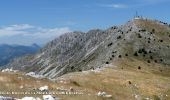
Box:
[5,18,170,78]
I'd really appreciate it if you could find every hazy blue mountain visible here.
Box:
[0,44,40,66]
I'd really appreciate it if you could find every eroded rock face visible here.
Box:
[4,18,170,78]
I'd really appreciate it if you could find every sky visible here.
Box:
[0,0,170,46]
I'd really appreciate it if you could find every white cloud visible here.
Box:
[32,27,71,38]
[0,24,71,45]
[100,4,127,8]
[108,4,127,8]
[3,24,34,31]
[0,29,28,37]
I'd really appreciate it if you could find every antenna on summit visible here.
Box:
[135,11,138,17]
[134,11,141,19]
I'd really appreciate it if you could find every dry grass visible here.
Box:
[0,58,170,100]
[56,57,170,100]
[134,19,170,45]
[134,19,170,34]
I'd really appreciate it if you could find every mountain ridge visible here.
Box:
[4,18,170,78]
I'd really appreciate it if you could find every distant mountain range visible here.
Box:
[0,44,40,66]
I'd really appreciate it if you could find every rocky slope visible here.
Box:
[5,18,170,78]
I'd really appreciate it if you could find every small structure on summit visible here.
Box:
[134,11,143,20]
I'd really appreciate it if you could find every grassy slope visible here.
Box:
[58,57,170,100]
[0,57,170,100]
[134,19,170,44]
